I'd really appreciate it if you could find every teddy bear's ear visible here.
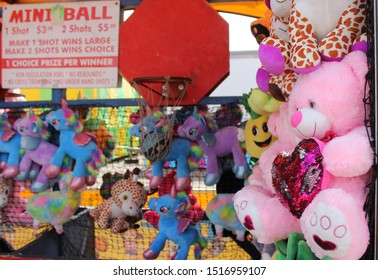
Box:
[341,51,368,86]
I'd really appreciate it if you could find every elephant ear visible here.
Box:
[201,131,216,147]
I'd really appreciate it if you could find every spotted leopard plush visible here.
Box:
[89,168,147,233]
[0,176,12,225]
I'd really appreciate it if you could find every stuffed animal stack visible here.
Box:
[257,0,367,102]
[235,50,373,260]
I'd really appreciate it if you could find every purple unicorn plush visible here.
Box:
[13,109,70,192]
[178,107,249,186]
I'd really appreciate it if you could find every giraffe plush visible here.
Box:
[89,168,148,233]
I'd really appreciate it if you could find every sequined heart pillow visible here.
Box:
[272,138,328,218]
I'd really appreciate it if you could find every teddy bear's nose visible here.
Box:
[291,111,302,128]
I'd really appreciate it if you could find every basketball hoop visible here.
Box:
[131,76,191,106]
[130,76,191,163]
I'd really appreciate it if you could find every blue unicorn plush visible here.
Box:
[130,109,202,195]
[13,109,71,192]
[143,193,207,260]
[0,112,22,179]
[45,99,106,191]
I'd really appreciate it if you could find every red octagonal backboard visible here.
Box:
[119,0,229,106]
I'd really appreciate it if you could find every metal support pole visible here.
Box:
[373,0,378,260]
[51,88,66,109]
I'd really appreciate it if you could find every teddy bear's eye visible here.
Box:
[123,195,129,201]
[310,100,316,108]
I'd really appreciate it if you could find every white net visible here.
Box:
[130,76,191,164]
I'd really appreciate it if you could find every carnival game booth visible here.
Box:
[0,0,377,261]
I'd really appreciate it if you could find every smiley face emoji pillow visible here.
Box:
[245,115,276,165]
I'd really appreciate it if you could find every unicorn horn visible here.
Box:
[61,98,68,109]
[145,105,152,116]
[192,106,198,116]
[29,107,34,116]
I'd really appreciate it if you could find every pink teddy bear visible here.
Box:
[288,50,373,259]
[235,51,374,259]
[234,102,300,245]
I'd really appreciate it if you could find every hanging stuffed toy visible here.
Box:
[206,193,246,241]
[0,176,12,230]
[45,99,106,191]
[240,88,278,166]
[178,107,249,186]
[26,172,82,234]
[256,0,298,101]
[0,112,22,179]
[77,106,117,162]
[250,8,272,45]
[143,192,207,260]
[13,108,71,192]
[143,170,205,229]
[89,168,148,233]
[130,108,203,193]
[3,180,34,226]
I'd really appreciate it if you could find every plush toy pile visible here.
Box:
[233,0,373,260]
[0,99,107,234]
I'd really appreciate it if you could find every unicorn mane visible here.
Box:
[62,108,83,133]
[193,112,219,133]
[29,115,50,140]
[0,113,12,130]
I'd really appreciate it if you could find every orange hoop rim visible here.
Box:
[130,76,192,101]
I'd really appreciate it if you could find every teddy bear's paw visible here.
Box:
[258,38,289,75]
[322,129,374,177]
[233,186,299,244]
[300,188,370,260]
